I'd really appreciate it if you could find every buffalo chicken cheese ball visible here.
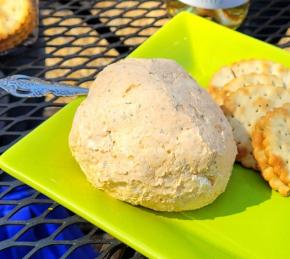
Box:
[69,58,236,211]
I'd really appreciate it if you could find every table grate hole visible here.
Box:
[29,244,71,258]
[46,205,75,219]
[1,185,36,201]
[0,135,21,147]
[0,246,33,258]
[0,225,25,241]
[55,223,92,241]
[0,171,16,182]
[7,119,44,131]
[36,193,49,199]
[9,203,52,221]
[0,120,13,130]
[17,223,61,241]
[66,244,99,259]
[0,204,17,218]
[0,185,9,194]
[6,106,36,117]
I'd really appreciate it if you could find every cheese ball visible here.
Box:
[69,58,236,211]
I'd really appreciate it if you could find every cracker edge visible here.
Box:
[252,108,290,196]
[222,87,259,170]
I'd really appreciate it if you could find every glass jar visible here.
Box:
[166,0,250,29]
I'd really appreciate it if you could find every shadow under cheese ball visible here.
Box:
[69,58,236,212]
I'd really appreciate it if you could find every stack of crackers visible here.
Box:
[0,0,37,53]
[208,60,290,195]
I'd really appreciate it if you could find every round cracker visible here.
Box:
[222,73,285,102]
[252,108,290,196]
[232,60,290,88]
[208,66,235,105]
[208,60,290,105]
[222,85,290,169]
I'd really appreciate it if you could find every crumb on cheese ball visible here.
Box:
[69,58,237,211]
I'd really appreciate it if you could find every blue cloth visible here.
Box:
[0,184,99,258]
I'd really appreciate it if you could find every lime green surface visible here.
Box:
[1,12,290,259]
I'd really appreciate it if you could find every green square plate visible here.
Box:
[1,12,290,259]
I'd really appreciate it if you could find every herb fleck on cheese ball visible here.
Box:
[69,58,236,211]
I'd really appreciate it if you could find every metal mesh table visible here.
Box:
[0,0,289,258]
